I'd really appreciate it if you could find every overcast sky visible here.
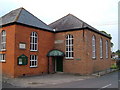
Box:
[0,0,119,52]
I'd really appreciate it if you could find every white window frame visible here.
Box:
[100,38,103,58]
[0,54,6,62]
[30,32,38,51]
[106,40,108,59]
[1,30,6,51]
[65,34,74,59]
[30,55,37,67]
[92,35,96,59]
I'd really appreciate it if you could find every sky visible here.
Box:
[0,0,119,52]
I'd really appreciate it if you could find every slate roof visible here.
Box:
[49,14,111,38]
[0,7,53,31]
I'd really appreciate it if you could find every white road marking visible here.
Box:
[101,84,112,88]
[98,84,112,90]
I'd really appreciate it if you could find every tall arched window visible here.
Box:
[66,34,74,59]
[30,32,38,51]
[1,30,6,51]
[106,40,108,58]
[92,35,96,59]
[100,38,103,58]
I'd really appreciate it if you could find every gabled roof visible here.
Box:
[0,7,53,31]
[49,14,96,31]
[49,14,111,39]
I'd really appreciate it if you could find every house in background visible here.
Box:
[0,8,112,78]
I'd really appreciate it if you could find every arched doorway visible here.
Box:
[47,49,64,73]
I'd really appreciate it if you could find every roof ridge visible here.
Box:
[14,8,23,22]
[21,8,51,29]
[49,14,86,28]
[49,14,71,26]
[69,14,99,31]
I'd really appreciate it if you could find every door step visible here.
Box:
[56,72,64,74]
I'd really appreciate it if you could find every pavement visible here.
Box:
[2,72,95,88]
[1,69,119,88]
[38,71,118,88]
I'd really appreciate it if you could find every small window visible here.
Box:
[1,30,6,51]
[30,55,37,67]
[106,40,109,59]
[65,34,74,59]
[100,38,103,58]
[92,35,96,59]
[30,32,38,51]
[19,43,26,49]
[0,54,6,62]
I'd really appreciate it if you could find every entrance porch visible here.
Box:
[47,49,64,73]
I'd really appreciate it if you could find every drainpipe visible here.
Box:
[82,22,85,41]
[48,57,49,74]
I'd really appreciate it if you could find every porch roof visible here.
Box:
[47,49,64,57]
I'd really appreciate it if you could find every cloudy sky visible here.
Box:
[0,0,119,52]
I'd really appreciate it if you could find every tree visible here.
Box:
[100,31,114,48]
[116,50,120,58]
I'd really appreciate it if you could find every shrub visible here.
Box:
[111,64,118,69]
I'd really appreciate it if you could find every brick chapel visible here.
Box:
[0,8,112,77]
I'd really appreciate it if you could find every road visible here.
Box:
[2,71,119,89]
[38,71,119,89]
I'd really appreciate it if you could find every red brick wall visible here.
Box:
[14,25,54,77]
[54,30,88,75]
[54,29,111,75]
[85,29,111,74]
[0,25,16,77]
[0,24,112,77]
[0,24,55,77]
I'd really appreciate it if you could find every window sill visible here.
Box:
[65,57,74,60]
[0,60,6,63]
[30,50,38,52]
[92,57,96,60]
[30,66,37,68]
[1,49,6,51]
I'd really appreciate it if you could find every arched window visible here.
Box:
[106,40,108,58]
[30,32,38,51]
[66,34,74,59]
[92,35,96,59]
[100,38,103,58]
[1,30,6,51]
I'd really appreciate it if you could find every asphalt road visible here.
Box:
[38,71,119,89]
[2,71,119,90]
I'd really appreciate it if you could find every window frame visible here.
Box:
[0,54,6,62]
[1,30,6,51]
[30,32,38,51]
[92,35,96,59]
[100,38,103,59]
[106,40,109,59]
[30,55,38,67]
[65,34,74,59]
